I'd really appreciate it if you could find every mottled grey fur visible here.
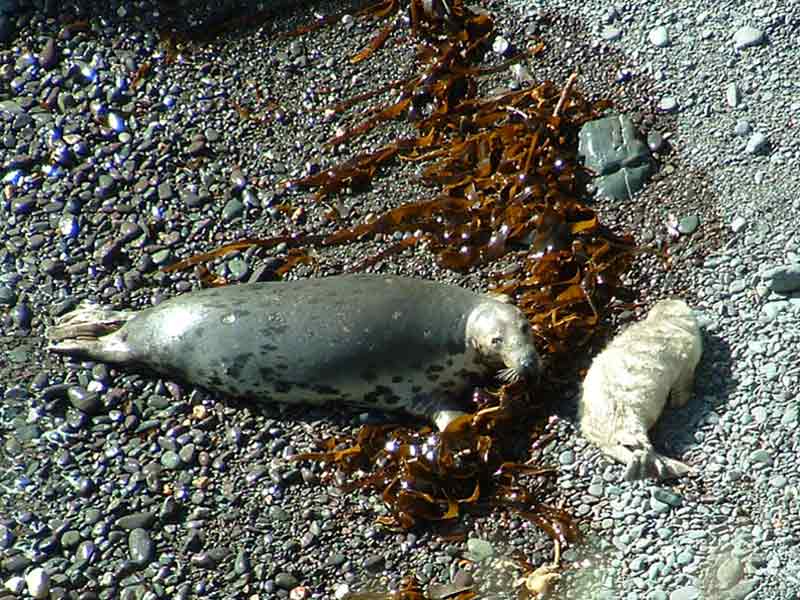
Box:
[48,275,540,431]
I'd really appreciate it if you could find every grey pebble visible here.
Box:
[363,554,385,572]
[761,300,788,320]
[491,35,510,55]
[781,406,798,426]
[749,449,773,466]
[734,120,751,136]
[678,215,700,234]
[724,579,759,599]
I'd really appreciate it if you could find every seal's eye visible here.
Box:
[491,336,503,346]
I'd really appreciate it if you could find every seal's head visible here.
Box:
[466,294,540,384]
[646,299,698,335]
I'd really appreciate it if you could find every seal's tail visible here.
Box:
[47,303,136,363]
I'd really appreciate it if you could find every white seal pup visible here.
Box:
[47,274,541,431]
[578,299,702,480]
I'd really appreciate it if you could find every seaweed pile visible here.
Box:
[162,0,637,588]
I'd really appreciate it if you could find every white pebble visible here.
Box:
[657,96,679,112]
[730,216,747,233]
[648,25,669,47]
[733,26,765,50]
[4,576,24,594]
[745,132,768,155]
[725,82,740,108]
[492,35,510,55]
[25,568,50,600]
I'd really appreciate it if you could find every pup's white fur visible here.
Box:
[579,299,702,480]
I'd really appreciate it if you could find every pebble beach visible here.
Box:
[1,0,799,599]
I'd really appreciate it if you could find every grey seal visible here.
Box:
[578,299,702,480]
[48,274,541,431]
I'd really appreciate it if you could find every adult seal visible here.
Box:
[47,274,541,431]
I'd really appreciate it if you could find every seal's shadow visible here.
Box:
[651,327,734,463]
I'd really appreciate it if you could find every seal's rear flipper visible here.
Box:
[47,304,134,342]
[624,448,692,481]
[47,304,136,363]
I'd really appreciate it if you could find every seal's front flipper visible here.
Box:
[430,408,470,432]
[47,303,136,363]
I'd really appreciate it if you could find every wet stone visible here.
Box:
[646,130,665,153]
[0,286,17,305]
[67,386,101,415]
[39,38,59,70]
[60,530,81,548]
[128,529,154,567]
[234,550,251,575]
[3,554,32,572]
[157,181,173,201]
[222,199,244,222]
[0,525,15,548]
[25,567,50,600]
[116,512,155,530]
[363,554,385,572]
[160,450,182,470]
[275,573,298,590]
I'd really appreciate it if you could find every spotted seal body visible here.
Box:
[578,299,702,480]
[48,275,540,430]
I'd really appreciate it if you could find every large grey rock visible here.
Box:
[578,114,655,200]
